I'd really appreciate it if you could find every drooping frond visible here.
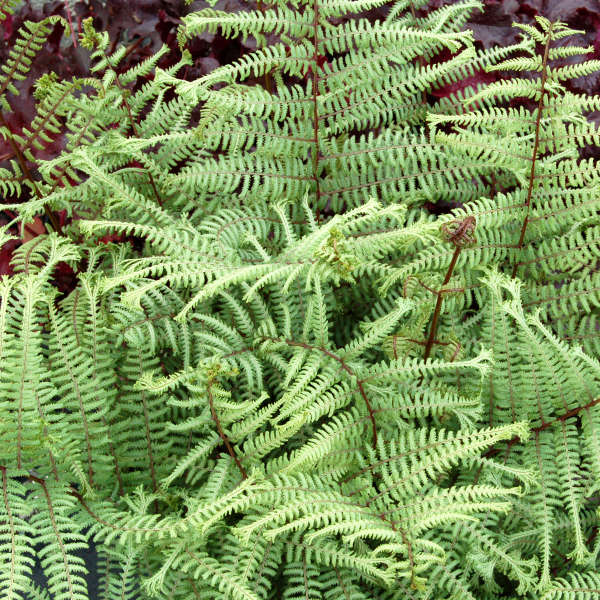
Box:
[1,3,600,600]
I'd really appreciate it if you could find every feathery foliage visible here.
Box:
[0,3,600,600]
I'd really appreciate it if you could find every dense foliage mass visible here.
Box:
[1,0,600,599]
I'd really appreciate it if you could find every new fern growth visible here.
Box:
[0,3,600,600]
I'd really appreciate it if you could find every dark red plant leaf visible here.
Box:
[0,239,19,276]
[98,233,127,245]
[468,0,526,48]
[23,216,47,242]
[2,13,13,40]
[52,261,77,294]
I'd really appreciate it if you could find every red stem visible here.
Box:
[423,245,461,361]
[511,26,553,279]
[312,0,321,213]
[261,336,378,447]
[208,381,247,479]
[0,112,63,235]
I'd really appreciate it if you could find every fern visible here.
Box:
[0,2,600,600]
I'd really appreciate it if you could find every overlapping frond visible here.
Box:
[1,3,600,600]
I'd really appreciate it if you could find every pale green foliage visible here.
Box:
[0,4,599,600]
[0,0,20,22]
[424,17,600,357]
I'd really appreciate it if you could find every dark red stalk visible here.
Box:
[208,381,247,479]
[0,112,63,235]
[511,26,553,279]
[423,244,462,361]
